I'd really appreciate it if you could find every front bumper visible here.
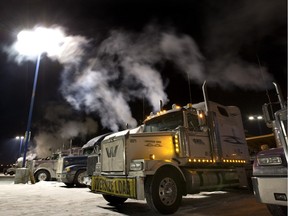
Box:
[91,175,145,200]
[252,176,288,206]
[56,173,75,184]
[83,176,91,187]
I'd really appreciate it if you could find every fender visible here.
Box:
[144,159,186,182]
[65,164,87,172]
[143,159,187,195]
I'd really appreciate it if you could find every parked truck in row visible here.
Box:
[33,152,61,182]
[87,83,251,214]
[84,133,111,187]
[252,83,287,216]
[56,136,109,187]
[5,148,81,182]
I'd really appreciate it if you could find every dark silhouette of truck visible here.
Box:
[252,83,287,216]
[56,133,110,187]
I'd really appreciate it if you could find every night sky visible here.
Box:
[0,0,286,164]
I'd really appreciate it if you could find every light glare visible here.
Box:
[15,27,65,57]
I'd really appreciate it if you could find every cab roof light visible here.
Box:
[184,103,193,109]
[172,104,181,110]
[198,113,204,119]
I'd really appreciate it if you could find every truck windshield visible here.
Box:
[83,148,93,155]
[50,154,59,160]
[144,111,183,132]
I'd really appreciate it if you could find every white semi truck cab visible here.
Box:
[252,83,287,216]
[90,88,251,214]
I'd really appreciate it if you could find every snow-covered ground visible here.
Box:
[0,175,271,216]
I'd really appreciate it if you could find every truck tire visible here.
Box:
[74,170,86,187]
[145,167,183,214]
[102,194,128,205]
[267,204,287,216]
[64,183,74,187]
[34,170,50,182]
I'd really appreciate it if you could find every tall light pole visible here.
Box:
[14,26,65,167]
[248,115,263,135]
[21,53,41,167]
[15,136,24,158]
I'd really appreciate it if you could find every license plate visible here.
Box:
[92,176,136,198]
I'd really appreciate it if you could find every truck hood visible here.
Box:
[103,125,144,142]
[82,133,112,149]
[257,147,285,157]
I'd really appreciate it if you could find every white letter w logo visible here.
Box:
[106,145,118,158]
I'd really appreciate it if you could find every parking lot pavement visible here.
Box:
[0,173,15,185]
[0,174,271,216]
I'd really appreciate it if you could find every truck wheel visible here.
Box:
[64,183,74,187]
[102,194,128,205]
[267,204,287,216]
[74,170,86,187]
[145,167,183,214]
[34,170,50,182]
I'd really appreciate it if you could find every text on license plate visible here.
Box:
[93,176,136,198]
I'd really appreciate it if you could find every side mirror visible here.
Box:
[262,103,273,128]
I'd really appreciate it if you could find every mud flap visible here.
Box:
[236,166,252,188]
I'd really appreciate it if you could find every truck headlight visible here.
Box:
[65,167,71,172]
[257,156,282,165]
[130,161,143,171]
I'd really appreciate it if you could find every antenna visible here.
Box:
[187,71,192,103]
[69,139,72,155]
[202,80,209,114]
[160,100,163,111]
[142,94,145,122]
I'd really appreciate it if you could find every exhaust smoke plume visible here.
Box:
[55,26,207,131]
[55,25,273,132]
[31,103,98,158]
[7,18,277,132]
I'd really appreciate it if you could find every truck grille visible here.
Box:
[87,154,98,176]
[102,138,125,173]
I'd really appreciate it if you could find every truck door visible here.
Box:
[186,112,211,160]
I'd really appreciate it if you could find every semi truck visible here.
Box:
[6,149,81,182]
[252,83,287,216]
[33,148,82,182]
[88,83,251,214]
[84,133,111,187]
[56,155,87,187]
[56,136,109,187]
[33,152,61,182]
